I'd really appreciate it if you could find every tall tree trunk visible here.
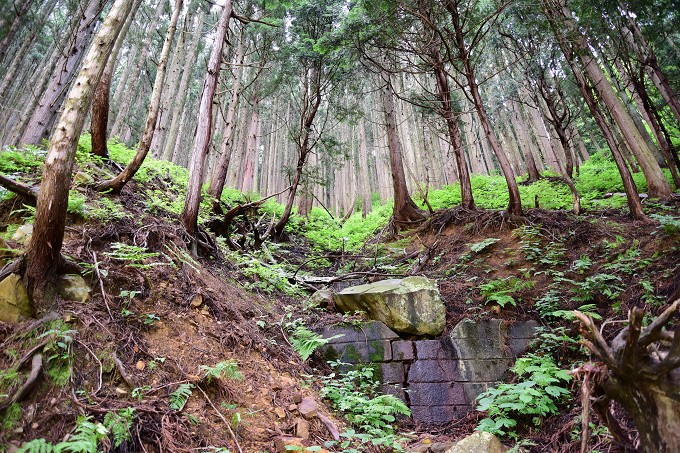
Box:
[0,0,56,101]
[430,46,475,209]
[18,0,107,146]
[111,0,167,138]
[207,33,245,201]
[161,5,205,161]
[0,0,35,63]
[444,0,521,215]
[553,0,672,198]
[544,0,644,219]
[381,70,426,229]
[90,0,142,158]
[180,0,232,239]
[98,0,183,193]
[25,0,137,306]
[622,14,680,124]
[358,121,373,218]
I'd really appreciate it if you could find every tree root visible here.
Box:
[0,173,39,201]
[1,353,43,411]
[113,352,137,388]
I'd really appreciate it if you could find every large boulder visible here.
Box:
[444,432,508,453]
[333,277,445,336]
[0,273,33,323]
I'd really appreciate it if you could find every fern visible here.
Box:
[169,383,194,410]
[287,323,343,361]
[469,238,500,253]
[200,360,243,383]
[18,416,108,453]
[103,408,135,448]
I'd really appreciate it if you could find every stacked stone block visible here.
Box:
[320,318,538,425]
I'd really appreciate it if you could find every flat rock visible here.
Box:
[0,273,32,323]
[298,396,317,419]
[333,277,445,336]
[294,417,310,439]
[444,432,508,453]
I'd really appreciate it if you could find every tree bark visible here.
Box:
[430,46,475,209]
[25,0,137,306]
[381,70,426,230]
[161,6,205,161]
[554,0,672,198]
[98,0,183,193]
[444,0,522,215]
[207,33,245,201]
[90,0,142,158]
[111,0,167,139]
[18,0,107,146]
[180,0,232,239]
[544,0,644,219]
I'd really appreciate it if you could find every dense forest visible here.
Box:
[0,0,679,452]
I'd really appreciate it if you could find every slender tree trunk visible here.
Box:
[544,0,644,219]
[161,6,205,160]
[25,0,137,305]
[111,0,167,137]
[18,0,107,146]
[358,121,373,218]
[622,16,680,124]
[444,0,521,215]
[381,70,426,229]
[181,0,232,239]
[554,0,672,198]
[207,33,245,200]
[0,0,35,63]
[430,47,475,209]
[90,0,142,157]
[98,0,183,193]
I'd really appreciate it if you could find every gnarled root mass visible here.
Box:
[574,300,680,453]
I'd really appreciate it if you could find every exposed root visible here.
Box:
[2,353,43,409]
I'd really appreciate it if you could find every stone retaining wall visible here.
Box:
[321,318,538,425]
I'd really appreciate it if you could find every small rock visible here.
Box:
[444,432,508,453]
[431,442,455,453]
[114,387,128,396]
[12,427,22,434]
[191,295,203,308]
[49,398,57,406]
[57,274,91,303]
[274,436,304,453]
[136,361,145,371]
[288,404,298,412]
[200,308,210,316]
[292,393,302,403]
[294,418,310,439]
[0,273,32,323]
[274,407,286,419]
[73,171,94,185]
[298,397,318,420]
[11,224,33,244]
[31,423,39,430]
[308,290,333,309]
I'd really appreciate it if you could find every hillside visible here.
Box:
[0,140,678,452]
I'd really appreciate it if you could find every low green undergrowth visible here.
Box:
[476,354,572,439]
[319,362,411,452]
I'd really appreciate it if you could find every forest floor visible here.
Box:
[0,144,679,452]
